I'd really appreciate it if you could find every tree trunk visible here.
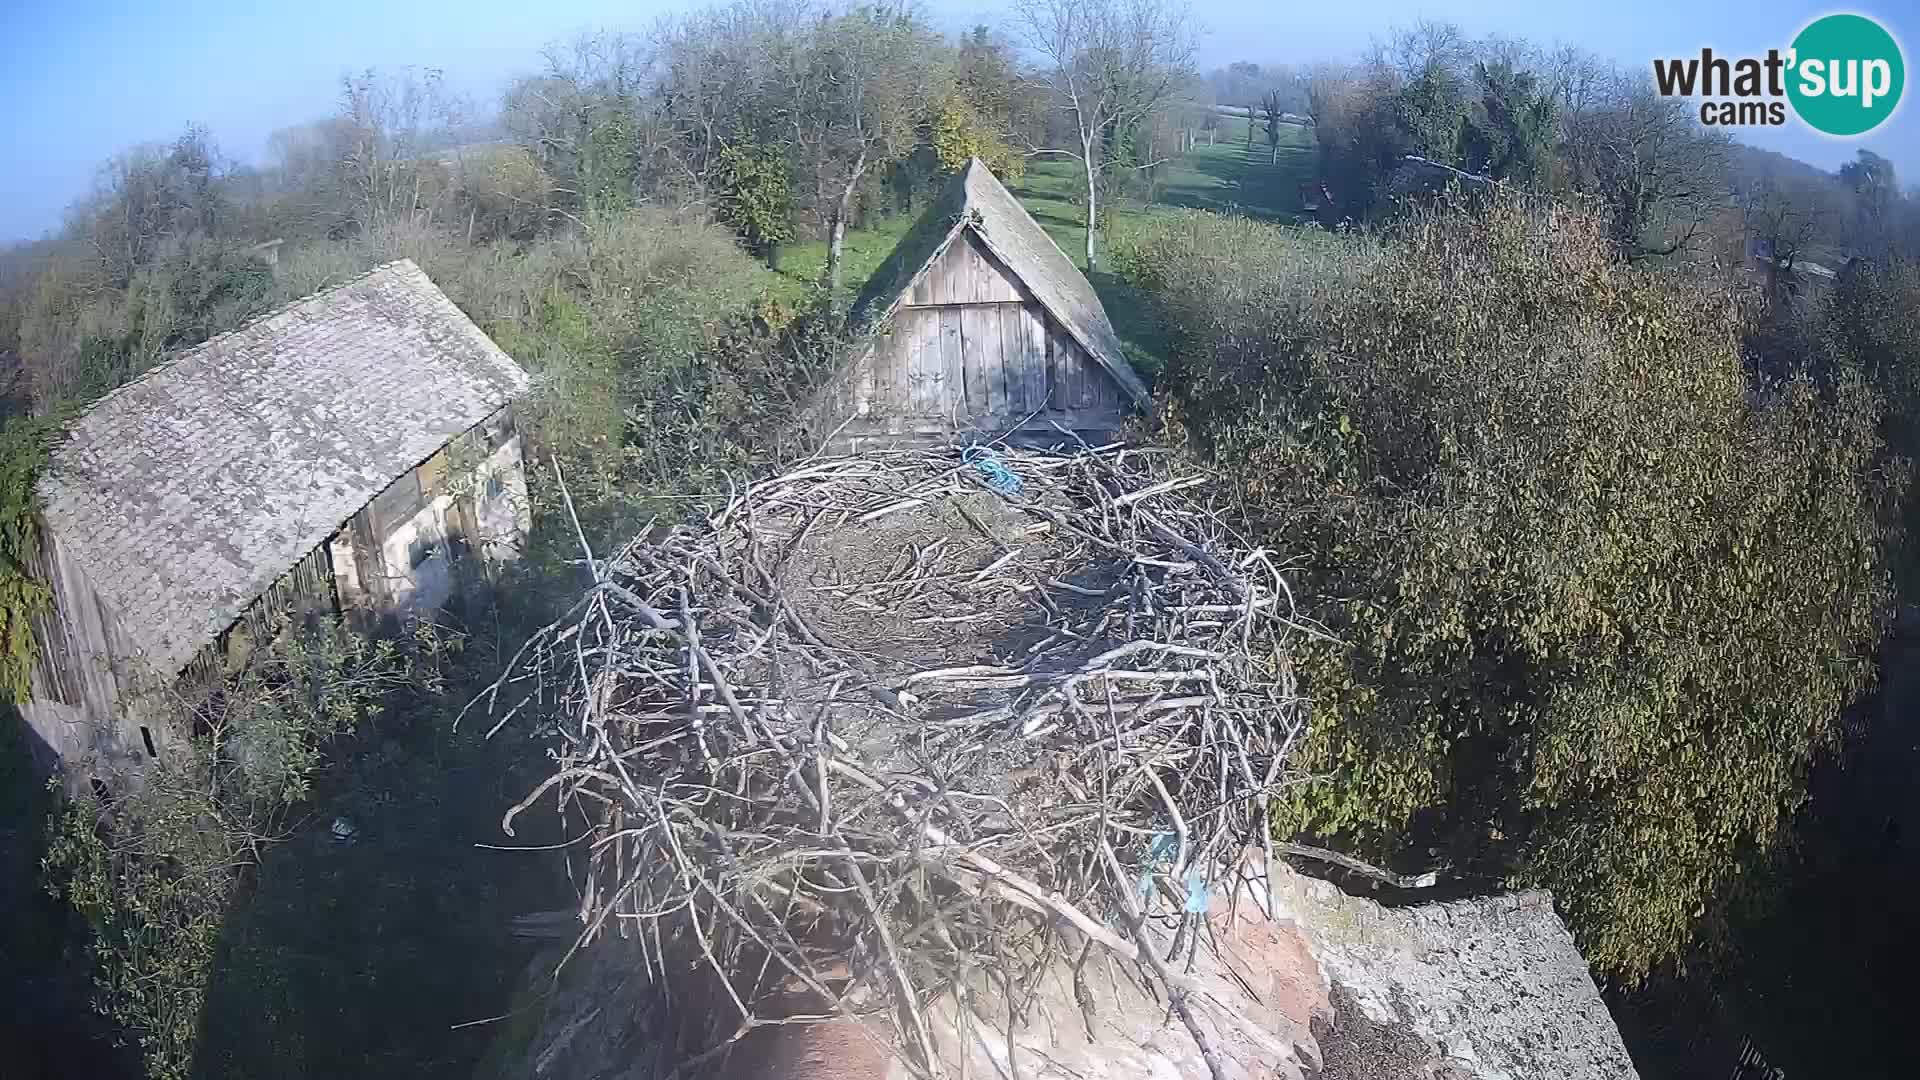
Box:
[827,213,849,295]
[826,149,869,307]
[1083,152,1099,270]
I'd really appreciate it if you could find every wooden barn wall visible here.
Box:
[909,231,1027,306]
[21,529,162,772]
[850,230,1128,435]
[178,542,338,692]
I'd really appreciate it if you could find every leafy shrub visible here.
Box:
[714,143,796,251]
[1823,259,1920,442]
[1822,258,1920,597]
[42,620,422,1080]
[0,416,57,700]
[19,240,274,406]
[1116,197,1898,979]
[930,94,1023,180]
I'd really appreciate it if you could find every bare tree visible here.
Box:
[502,32,655,216]
[1840,149,1901,258]
[647,6,803,195]
[337,68,462,232]
[1743,165,1836,300]
[783,6,948,299]
[1259,89,1286,165]
[1562,74,1730,261]
[1012,0,1197,268]
[71,129,227,288]
[1371,19,1471,84]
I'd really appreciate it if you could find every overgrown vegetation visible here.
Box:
[1117,195,1900,980]
[0,416,56,701]
[42,621,428,1080]
[6,2,1920,1075]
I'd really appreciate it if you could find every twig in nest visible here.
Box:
[471,444,1314,1078]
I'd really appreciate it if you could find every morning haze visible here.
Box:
[0,0,1912,241]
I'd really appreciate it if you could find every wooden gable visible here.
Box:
[908,231,1028,306]
[845,226,1130,438]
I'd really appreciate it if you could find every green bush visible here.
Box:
[0,416,57,701]
[1824,259,1920,445]
[42,620,422,1080]
[266,208,839,531]
[1116,197,1898,980]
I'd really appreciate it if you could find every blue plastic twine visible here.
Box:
[962,446,1024,498]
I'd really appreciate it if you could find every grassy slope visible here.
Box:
[769,119,1318,373]
[766,211,916,307]
[1157,118,1315,222]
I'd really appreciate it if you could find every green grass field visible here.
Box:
[767,211,917,306]
[772,118,1317,371]
[1157,118,1315,221]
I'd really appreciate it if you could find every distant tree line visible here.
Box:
[10,5,1920,1070]
[1261,20,1920,277]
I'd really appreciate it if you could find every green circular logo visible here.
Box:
[1787,14,1905,136]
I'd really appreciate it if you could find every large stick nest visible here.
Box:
[471,444,1320,1077]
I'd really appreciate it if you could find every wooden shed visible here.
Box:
[829,159,1149,445]
[19,260,531,780]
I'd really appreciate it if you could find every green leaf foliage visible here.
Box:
[1115,195,1899,980]
[715,142,796,249]
[0,415,57,701]
[41,619,425,1080]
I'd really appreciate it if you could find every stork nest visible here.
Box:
[467,443,1320,1078]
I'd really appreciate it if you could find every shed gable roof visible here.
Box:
[853,159,1149,406]
[37,259,530,676]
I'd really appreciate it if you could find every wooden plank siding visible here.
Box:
[26,530,142,717]
[910,232,1025,306]
[179,541,338,691]
[842,225,1132,442]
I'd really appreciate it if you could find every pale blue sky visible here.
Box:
[1,0,1914,241]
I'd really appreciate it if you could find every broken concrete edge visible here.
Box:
[1263,855,1641,1080]
[484,853,1639,1080]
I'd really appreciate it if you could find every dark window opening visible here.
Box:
[408,534,440,569]
[482,410,515,449]
[139,726,158,759]
[484,473,505,501]
[368,472,426,538]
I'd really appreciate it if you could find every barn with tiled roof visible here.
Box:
[20,260,531,777]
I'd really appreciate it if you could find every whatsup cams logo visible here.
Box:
[1652,12,1905,135]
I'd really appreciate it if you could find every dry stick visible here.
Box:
[824,818,938,1074]
[550,452,601,581]
[824,758,1140,963]
[1141,763,1190,883]
[1096,840,1229,1080]
[1273,841,1440,890]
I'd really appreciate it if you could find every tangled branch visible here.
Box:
[468,443,1318,1077]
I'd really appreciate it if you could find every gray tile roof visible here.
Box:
[853,158,1149,406]
[37,259,529,676]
